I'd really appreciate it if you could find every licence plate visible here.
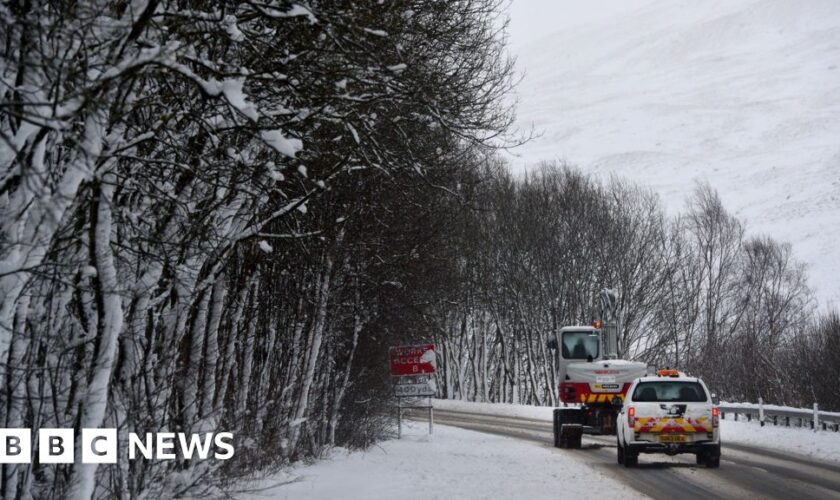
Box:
[658,434,687,443]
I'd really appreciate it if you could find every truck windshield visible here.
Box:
[562,331,599,360]
[632,381,708,402]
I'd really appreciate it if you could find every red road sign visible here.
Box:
[389,344,436,376]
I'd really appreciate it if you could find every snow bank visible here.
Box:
[432,398,558,421]
[721,414,840,464]
[234,422,642,500]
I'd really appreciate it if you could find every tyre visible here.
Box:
[622,444,637,467]
[554,409,583,449]
[554,431,567,448]
[695,452,705,466]
[617,440,624,464]
[553,409,565,448]
[704,445,721,468]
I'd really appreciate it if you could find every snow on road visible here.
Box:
[434,399,840,465]
[234,421,643,500]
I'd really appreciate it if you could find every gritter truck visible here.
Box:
[546,289,647,448]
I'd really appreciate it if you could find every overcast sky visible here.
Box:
[503,0,660,49]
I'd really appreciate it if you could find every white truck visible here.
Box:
[547,289,648,448]
[615,369,721,468]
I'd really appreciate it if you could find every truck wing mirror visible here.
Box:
[611,396,623,410]
[711,393,720,405]
[547,333,558,350]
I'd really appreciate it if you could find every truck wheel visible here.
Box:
[623,447,638,468]
[553,409,577,448]
[554,428,568,448]
[571,434,582,449]
[553,426,566,448]
[617,440,624,464]
[701,445,721,468]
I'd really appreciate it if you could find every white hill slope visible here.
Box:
[509,0,840,305]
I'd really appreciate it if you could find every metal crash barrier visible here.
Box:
[719,399,840,432]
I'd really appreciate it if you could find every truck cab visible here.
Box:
[549,326,647,407]
[616,370,721,468]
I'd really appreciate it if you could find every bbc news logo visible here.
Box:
[0,429,234,463]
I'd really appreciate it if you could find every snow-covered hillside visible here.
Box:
[508,0,840,304]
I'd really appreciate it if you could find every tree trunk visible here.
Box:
[67,176,124,500]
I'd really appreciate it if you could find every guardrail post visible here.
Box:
[773,415,777,426]
[758,397,764,427]
[397,402,402,438]
[734,413,738,421]
[747,413,751,422]
[813,403,819,431]
[785,416,789,427]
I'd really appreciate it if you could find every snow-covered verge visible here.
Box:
[720,414,840,464]
[232,421,644,500]
[432,397,561,420]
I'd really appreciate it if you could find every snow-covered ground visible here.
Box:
[720,414,840,463]
[233,421,642,500]
[432,397,559,420]
[506,0,840,305]
[232,399,840,499]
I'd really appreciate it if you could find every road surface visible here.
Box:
[407,408,840,499]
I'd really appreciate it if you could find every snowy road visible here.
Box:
[414,408,840,500]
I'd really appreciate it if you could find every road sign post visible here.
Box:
[390,344,436,437]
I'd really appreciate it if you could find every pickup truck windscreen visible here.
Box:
[632,381,707,402]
